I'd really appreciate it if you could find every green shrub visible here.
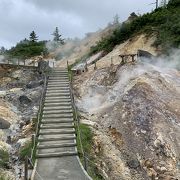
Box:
[0,172,14,180]
[76,123,93,155]
[76,123,103,179]
[19,141,32,160]
[90,0,180,55]
[0,150,9,169]
[6,41,48,59]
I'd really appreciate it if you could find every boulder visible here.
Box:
[137,49,154,59]
[26,80,44,89]
[19,95,32,105]
[0,118,10,129]
[0,91,6,97]
[17,138,31,148]
[127,159,140,169]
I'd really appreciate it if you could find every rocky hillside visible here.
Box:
[0,66,43,179]
[55,24,118,68]
[59,3,180,178]
[73,57,180,179]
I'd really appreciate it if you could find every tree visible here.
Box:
[0,46,6,54]
[160,0,168,6]
[113,14,119,25]
[29,31,38,42]
[52,27,64,44]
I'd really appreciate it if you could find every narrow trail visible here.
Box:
[33,68,90,180]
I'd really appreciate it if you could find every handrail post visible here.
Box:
[85,61,88,72]
[110,57,113,66]
[31,134,35,159]
[94,62,97,70]
[84,152,87,171]
[67,60,69,69]
[24,156,28,180]
[30,73,47,171]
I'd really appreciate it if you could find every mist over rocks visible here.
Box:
[74,58,180,179]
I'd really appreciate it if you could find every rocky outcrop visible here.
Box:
[0,118,10,129]
[137,49,154,59]
[18,95,32,105]
[0,67,43,178]
[74,62,180,180]
[26,80,43,89]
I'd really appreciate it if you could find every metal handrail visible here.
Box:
[30,72,48,161]
[68,67,88,170]
[0,59,38,67]
[35,73,47,137]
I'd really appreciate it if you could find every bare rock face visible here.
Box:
[75,62,180,180]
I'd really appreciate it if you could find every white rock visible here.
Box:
[12,70,22,78]
[17,138,31,147]
[9,88,22,93]
[160,166,167,172]
[0,91,6,97]
[0,141,11,151]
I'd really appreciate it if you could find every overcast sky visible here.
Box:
[0,0,155,49]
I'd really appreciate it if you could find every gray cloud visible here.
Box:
[0,0,154,49]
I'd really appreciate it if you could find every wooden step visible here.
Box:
[36,151,77,158]
[43,109,73,114]
[37,142,76,149]
[43,106,72,111]
[44,102,71,106]
[39,129,75,135]
[42,113,73,119]
[38,136,76,142]
[40,124,74,129]
[41,118,73,124]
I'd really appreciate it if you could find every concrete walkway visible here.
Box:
[33,68,90,180]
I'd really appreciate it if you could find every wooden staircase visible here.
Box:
[36,69,77,158]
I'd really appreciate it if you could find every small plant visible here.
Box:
[0,149,9,169]
[19,141,32,160]
[76,123,104,180]
[0,172,14,180]
[76,123,93,155]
